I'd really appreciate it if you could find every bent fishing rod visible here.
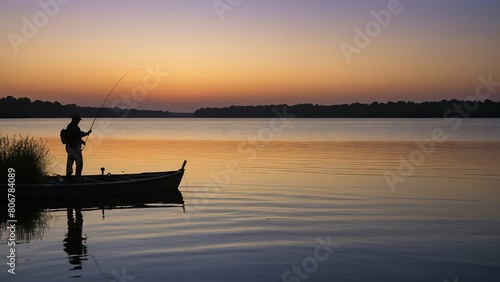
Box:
[82,68,143,150]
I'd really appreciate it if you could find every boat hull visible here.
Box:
[2,169,185,201]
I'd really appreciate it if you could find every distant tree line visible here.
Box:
[193,100,500,118]
[2,96,499,118]
[0,96,190,118]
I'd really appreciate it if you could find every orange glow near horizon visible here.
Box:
[1,1,499,112]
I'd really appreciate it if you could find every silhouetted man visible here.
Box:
[66,114,91,177]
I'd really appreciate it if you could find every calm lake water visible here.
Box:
[1,118,500,281]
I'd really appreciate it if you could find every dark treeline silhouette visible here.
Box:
[194,100,500,118]
[3,96,500,118]
[0,96,191,118]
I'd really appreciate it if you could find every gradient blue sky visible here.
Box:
[1,0,499,112]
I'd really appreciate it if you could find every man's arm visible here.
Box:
[77,125,91,137]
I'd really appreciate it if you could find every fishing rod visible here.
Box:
[82,68,143,150]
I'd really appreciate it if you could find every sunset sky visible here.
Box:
[1,0,499,112]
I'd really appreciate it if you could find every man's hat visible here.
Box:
[72,114,82,121]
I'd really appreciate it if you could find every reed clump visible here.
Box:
[0,134,52,184]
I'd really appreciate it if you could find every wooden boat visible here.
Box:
[2,160,187,201]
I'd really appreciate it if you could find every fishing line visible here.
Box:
[82,68,143,150]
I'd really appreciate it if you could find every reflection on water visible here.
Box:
[1,119,500,281]
[2,118,500,142]
[64,208,87,272]
[0,208,51,243]
[0,189,184,280]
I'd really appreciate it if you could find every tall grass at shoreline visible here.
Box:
[0,134,52,184]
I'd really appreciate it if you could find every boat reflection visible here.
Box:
[20,187,184,212]
[1,189,184,273]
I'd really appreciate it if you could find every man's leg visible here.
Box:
[74,145,83,177]
[75,155,83,177]
[66,145,82,176]
[66,152,74,176]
